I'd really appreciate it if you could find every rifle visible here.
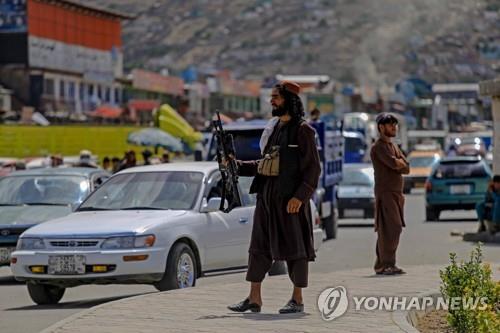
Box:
[212,111,242,213]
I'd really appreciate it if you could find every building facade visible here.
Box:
[0,0,131,117]
[209,76,261,118]
[122,69,185,125]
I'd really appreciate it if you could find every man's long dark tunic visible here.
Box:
[238,120,321,262]
[370,138,409,272]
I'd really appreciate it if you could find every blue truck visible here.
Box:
[207,119,343,239]
[343,131,367,163]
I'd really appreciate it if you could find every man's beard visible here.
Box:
[272,105,287,117]
[383,129,396,138]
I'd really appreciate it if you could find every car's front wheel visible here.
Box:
[27,282,65,305]
[154,242,197,292]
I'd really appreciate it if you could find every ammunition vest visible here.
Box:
[249,120,303,200]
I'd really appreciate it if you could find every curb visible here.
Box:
[391,290,441,333]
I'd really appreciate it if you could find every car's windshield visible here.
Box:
[79,171,204,211]
[409,156,437,168]
[0,175,89,206]
[433,162,489,179]
[341,169,373,186]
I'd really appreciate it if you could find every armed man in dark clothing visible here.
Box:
[227,81,321,314]
[370,113,409,275]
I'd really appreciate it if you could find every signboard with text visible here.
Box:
[28,36,123,80]
[0,0,27,32]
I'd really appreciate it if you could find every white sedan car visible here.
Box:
[11,162,323,305]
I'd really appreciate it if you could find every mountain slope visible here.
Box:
[88,0,499,85]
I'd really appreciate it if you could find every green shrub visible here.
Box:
[439,244,500,333]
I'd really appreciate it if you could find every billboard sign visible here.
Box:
[28,36,122,79]
[0,0,27,32]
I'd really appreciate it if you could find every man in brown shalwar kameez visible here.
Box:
[370,113,409,275]
[227,81,321,314]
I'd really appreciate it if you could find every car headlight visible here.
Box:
[101,235,155,249]
[16,238,46,250]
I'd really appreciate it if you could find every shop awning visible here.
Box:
[89,105,123,119]
[128,99,160,111]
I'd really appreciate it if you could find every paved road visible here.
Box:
[1,193,499,333]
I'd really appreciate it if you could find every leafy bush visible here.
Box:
[440,244,500,333]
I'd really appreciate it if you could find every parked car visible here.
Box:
[0,168,110,266]
[11,162,323,305]
[425,156,492,221]
[337,164,375,219]
[403,150,442,193]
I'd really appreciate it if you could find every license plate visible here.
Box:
[414,182,425,188]
[450,185,471,195]
[48,255,86,275]
[0,247,14,264]
[345,209,364,216]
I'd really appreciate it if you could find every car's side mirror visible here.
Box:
[200,197,226,213]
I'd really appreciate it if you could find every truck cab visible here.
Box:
[343,131,367,163]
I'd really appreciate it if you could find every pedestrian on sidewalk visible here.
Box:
[370,113,410,275]
[118,150,136,171]
[102,156,112,172]
[111,157,121,173]
[227,81,321,314]
[308,107,321,124]
[50,154,64,168]
[142,149,153,165]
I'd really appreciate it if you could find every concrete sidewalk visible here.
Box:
[42,263,500,333]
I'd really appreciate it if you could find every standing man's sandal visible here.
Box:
[392,266,406,274]
[381,266,406,275]
[279,299,304,314]
[381,267,397,275]
[227,298,261,313]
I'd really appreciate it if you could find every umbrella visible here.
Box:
[127,128,184,152]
